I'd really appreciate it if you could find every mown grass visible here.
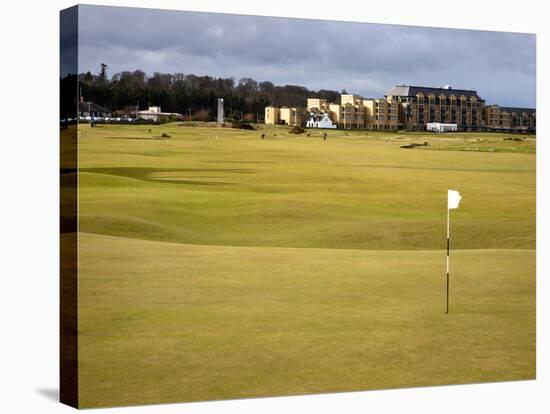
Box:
[77,124,535,250]
[78,233,535,407]
[76,123,536,407]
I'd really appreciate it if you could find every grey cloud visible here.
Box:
[78,5,536,107]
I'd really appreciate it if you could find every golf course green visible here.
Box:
[74,124,535,407]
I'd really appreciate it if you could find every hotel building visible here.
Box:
[385,85,485,131]
[362,97,400,130]
[265,84,535,132]
[265,105,302,126]
[483,105,536,131]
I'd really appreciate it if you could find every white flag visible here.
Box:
[448,189,462,210]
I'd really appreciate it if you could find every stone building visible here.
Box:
[385,85,484,131]
[484,105,536,132]
[264,106,302,126]
[265,84,535,132]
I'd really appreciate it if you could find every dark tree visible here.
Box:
[99,63,109,83]
[77,65,342,121]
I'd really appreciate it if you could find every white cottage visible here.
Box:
[426,122,458,133]
[306,112,337,129]
[137,106,183,122]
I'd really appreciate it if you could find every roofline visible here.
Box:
[392,85,478,93]
[497,106,536,113]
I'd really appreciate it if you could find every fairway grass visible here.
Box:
[77,124,535,251]
[75,124,536,407]
[78,233,535,408]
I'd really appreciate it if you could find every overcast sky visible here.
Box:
[78,5,536,107]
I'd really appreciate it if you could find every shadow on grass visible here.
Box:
[201,160,273,164]
[103,136,171,140]
[80,167,255,186]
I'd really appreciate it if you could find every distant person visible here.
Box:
[261,133,265,140]
[323,132,327,141]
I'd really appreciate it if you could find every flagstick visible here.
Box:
[446,207,450,314]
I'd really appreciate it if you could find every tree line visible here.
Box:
[77,64,341,122]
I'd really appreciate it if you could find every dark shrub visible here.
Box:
[289,126,305,134]
[231,120,255,130]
